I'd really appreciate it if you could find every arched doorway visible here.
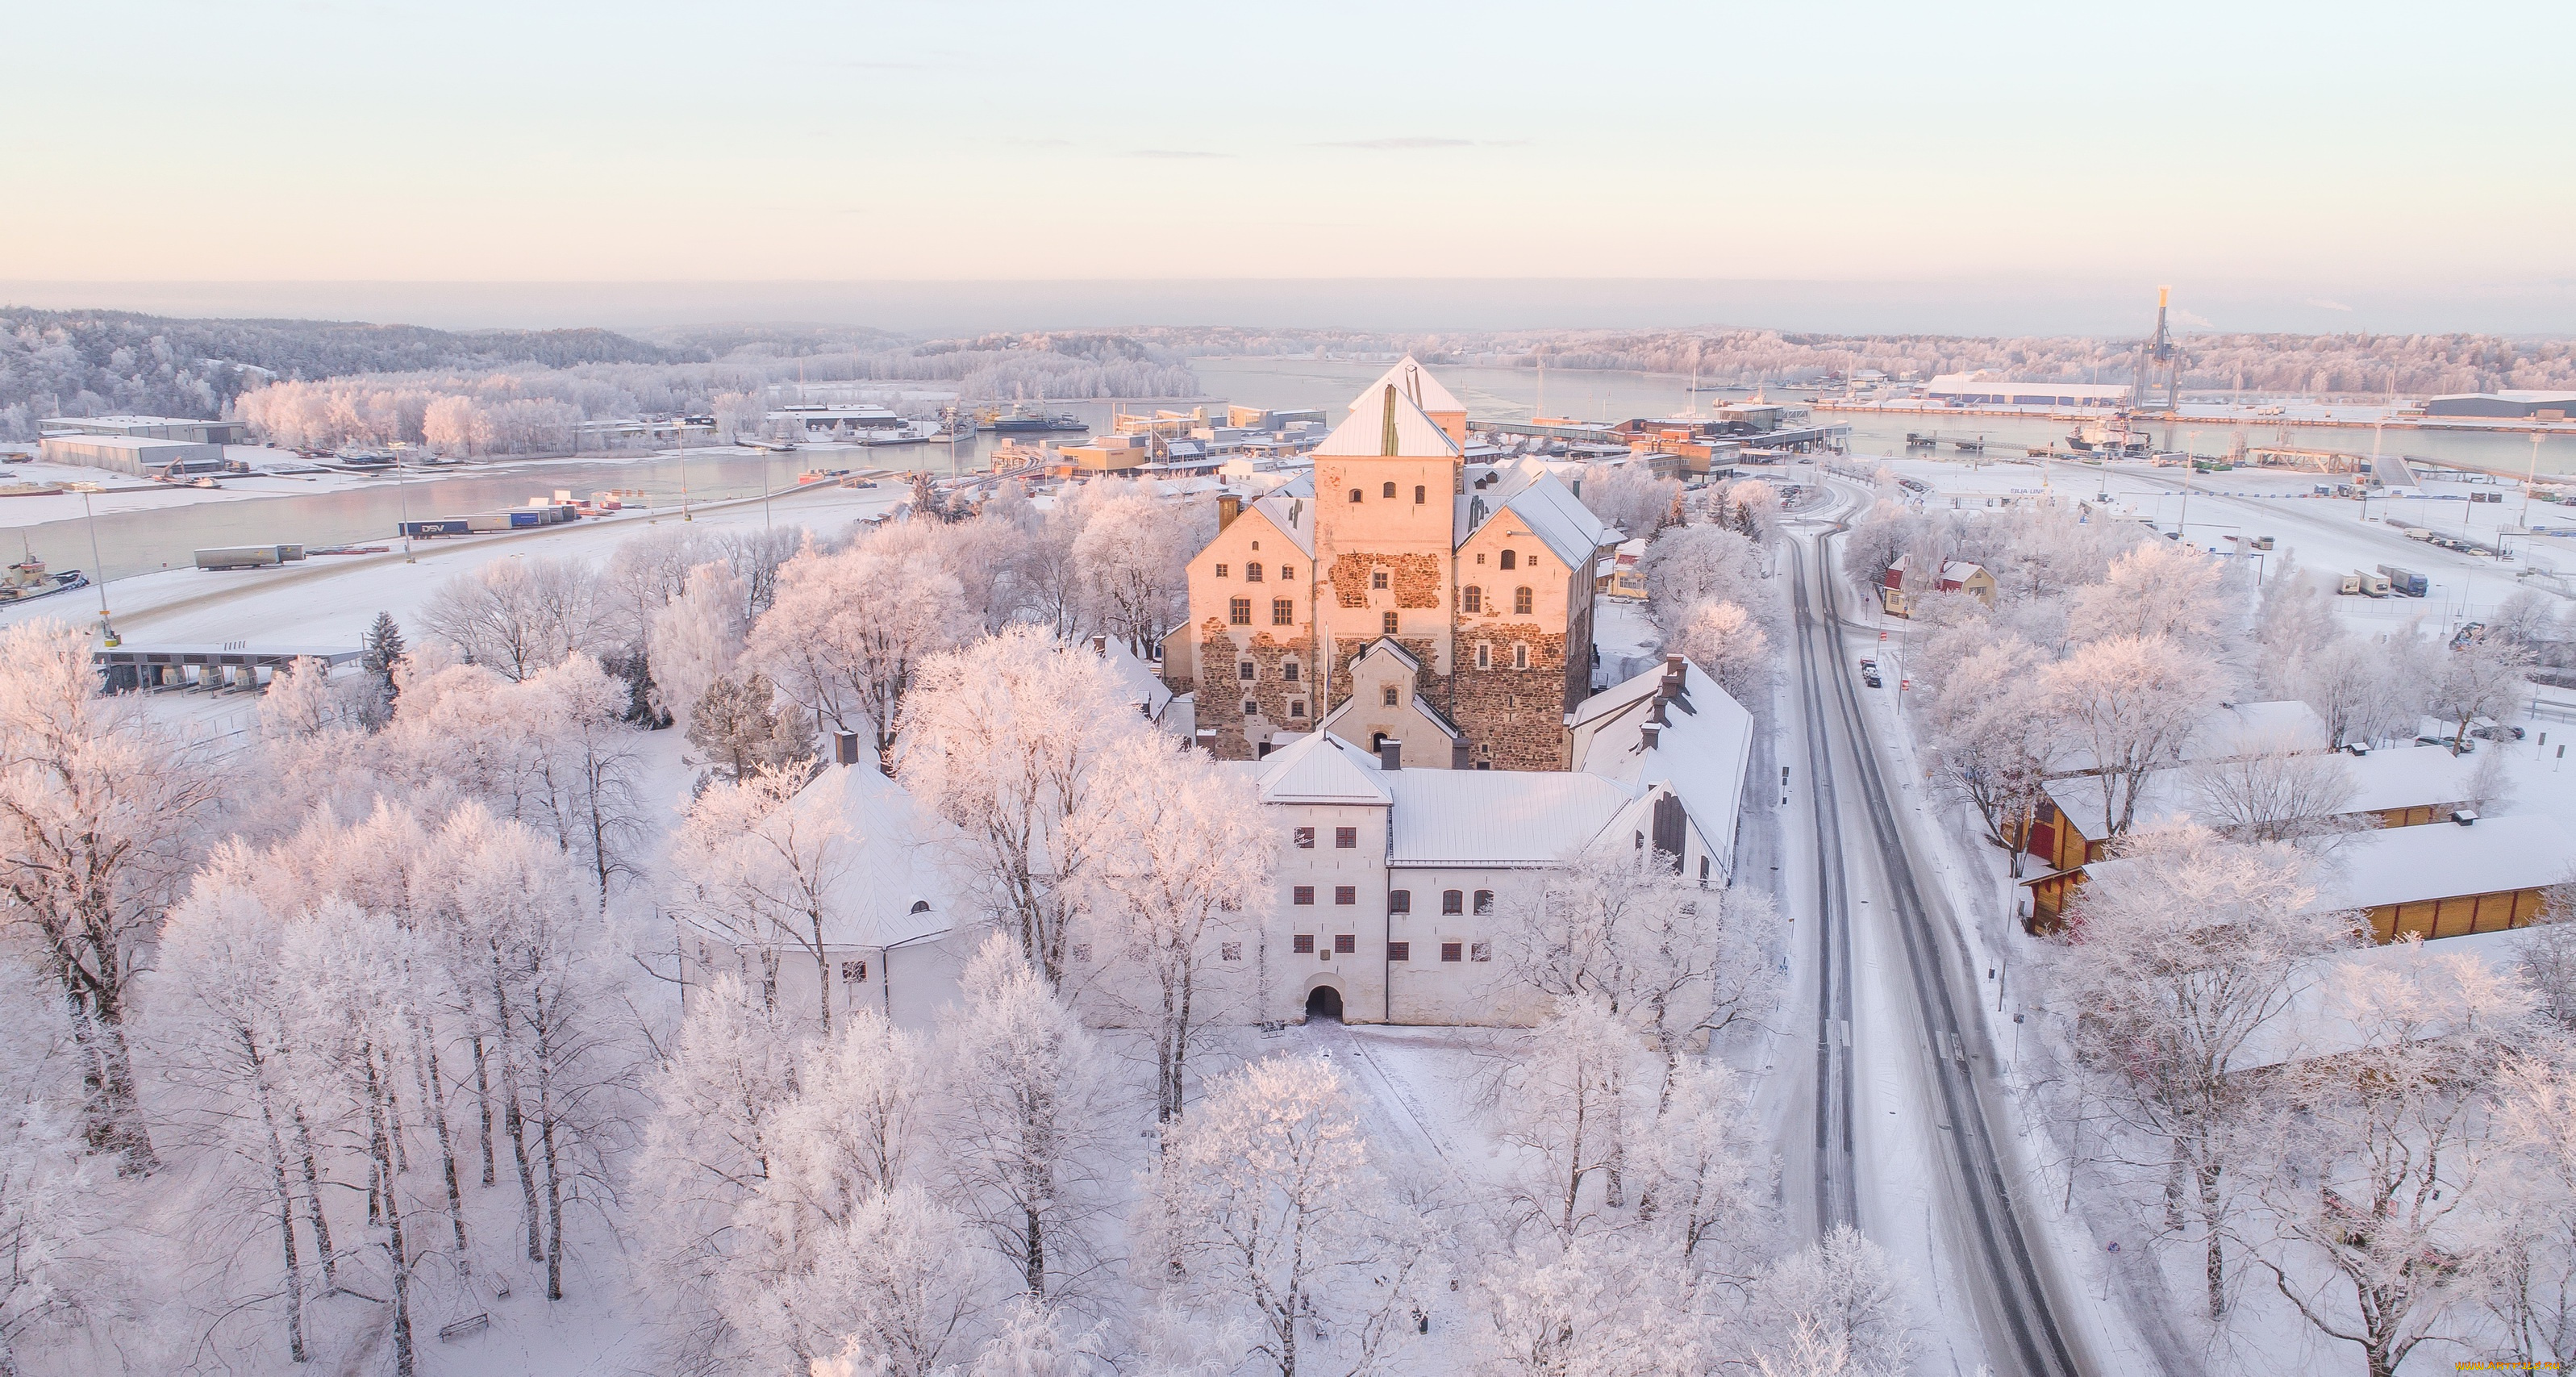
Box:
[1304,985,1344,1023]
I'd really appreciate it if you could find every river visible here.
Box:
[20,360,2570,586]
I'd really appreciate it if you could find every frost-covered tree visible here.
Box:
[748,540,968,770]
[2067,541,2229,648]
[1644,524,1774,634]
[2431,633,2533,754]
[418,557,613,680]
[648,560,748,731]
[2182,738,2359,845]
[1503,851,1776,1087]
[1578,465,1682,539]
[902,628,1144,987]
[1490,999,1655,1233]
[1669,599,1772,707]
[2042,633,2213,839]
[794,1185,991,1377]
[0,620,213,1170]
[940,935,1115,1299]
[670,766,851,1037]
[2057,824,2357,1318]
[1919,636,2054,874]
[1140,1054,1423,1377]
[0,1012,101,1377]
[1077,735,1270,1125]
[1749,1228,1915,1377]
[1071,491,1203,653]
[2258,947,2528,1376]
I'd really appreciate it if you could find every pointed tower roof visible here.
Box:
[1315,381,1461,460]
[1348,356,1464,418]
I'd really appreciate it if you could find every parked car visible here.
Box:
[1858,658,1882,688]
[2416,734,2477,753]
[2470,721,2527,742]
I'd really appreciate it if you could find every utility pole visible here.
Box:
[2524,432,2545,533]
[677,416,693,522]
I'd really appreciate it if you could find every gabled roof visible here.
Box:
[1244,473,1317,556]
[1254,731,1391,805]
[1316,382,1461,461]
[798,764,967,948]
[1576,660,1757,883]
[1456,457,1616,569]
[1349,356,1464,416]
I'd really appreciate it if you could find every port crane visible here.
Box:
[2136,285,2182,413]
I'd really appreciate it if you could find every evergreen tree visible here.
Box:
[361,611,405,694]
[686,672,815,783]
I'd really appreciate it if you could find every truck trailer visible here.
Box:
[2375,565,2428,597]
[194,545,308,571]
[2354,569,2392,597]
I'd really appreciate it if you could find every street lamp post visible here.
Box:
[677,418,694,522]
[70,484,115,645]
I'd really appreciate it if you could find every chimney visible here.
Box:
[1379,740,1402,771]
[1642,722,1662,750]
[833,731,861,767]
[2452,808,2479,826]
[1217,493,1241,529]
[1090,633,1107,655]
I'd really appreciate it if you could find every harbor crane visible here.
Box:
[2136,285,2183,413]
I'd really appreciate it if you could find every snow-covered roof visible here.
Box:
[1315,382,1461,461]
[1244,472,1317,557]
[2228,930,2530,1074]
[1575,660,1757,882]
[804,764,969,949]
[1348,356,1463,416]
[2302,813,2574,912]
[1457,457,1615,570]
[1886,554,1988,584]
[2041,745,2478,839]
[1381,769,1634,867]
[1094,636,1173,720]
[1254,732,1391,806]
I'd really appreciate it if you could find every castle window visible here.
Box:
[1282,661,1299,682]
[1441,941,1463,962]
[1294,891,1315,911]
[1514,643,1530,670]
[1294,931,1314,949]
[1382,685,1398,707]
[1371,570,1389,590]
[1471,940,1492,962]
[1251,541,1260,550]
[1414,485,1426,504]
[1281,564,1294,579]
[1243,699,1257,716]
[1382,482,1397,499]
[1473,889,1494,915]
[1246,562,1263,582]
[1475,553,1486,565]
[1462,586,1482,613]
[1475,643,1491,670]
[1273,599,1294,626]
[1294,827,1315,849]
[1290,700,1306,718]
[1388,941,1410,961]
[1335,889,1356,908]
[1229,597,1252,625]
[1335,933,1356,951]
[1499,549,1517,570]
[1515,586,1533,615]
[1442,889,1463,915]
[840,959,868,984]
[1335,826,1357,849]
[1349,488,1362,503]
[1382,611,1398,636]
[1215,564,1228,578]
[1240,661,1256,681]
[1389,889,1411,913]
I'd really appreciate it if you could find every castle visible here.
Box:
[1161,358,1617,770]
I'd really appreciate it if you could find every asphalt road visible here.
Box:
[1789,486,2086,1377]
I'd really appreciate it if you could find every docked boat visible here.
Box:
[986,404,1087,433]
[0,557,88,604]
[2066,419,2151,456]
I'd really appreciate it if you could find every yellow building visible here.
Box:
[1164,358,1617,770]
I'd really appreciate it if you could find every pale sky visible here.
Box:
[6,1,2572,331]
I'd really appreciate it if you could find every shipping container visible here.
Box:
[399,519,473,538]
[2354,569,2392,597]
[2337,573,2363,595]
[465,513,515,532]
[509,510,544,528]
[2375,565,2428,597]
